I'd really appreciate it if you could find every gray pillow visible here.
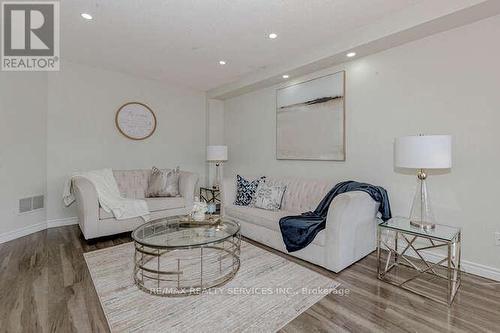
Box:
[253,181,287,211]
[146,167,180,197]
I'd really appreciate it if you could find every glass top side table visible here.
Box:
[200,187,221,214]
[377,216,461,305]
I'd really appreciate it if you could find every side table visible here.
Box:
[200,187,221,214]
[377,216,461,305]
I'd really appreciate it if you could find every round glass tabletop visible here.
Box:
[131,216,240,248]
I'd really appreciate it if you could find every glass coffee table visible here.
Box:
[132,215,241,296]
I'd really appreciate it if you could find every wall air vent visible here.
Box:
[18,195,44,213]
[19,197,32,213]
[32,195,44,210]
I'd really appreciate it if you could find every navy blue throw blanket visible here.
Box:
[279,181,392,252]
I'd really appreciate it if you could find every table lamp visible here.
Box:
[207,145,228,189]
[394,135,452,230]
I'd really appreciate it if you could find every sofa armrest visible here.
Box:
[324,191,379,272]
[179,172,198,210]
[72,176,99,239]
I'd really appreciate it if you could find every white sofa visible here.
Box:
[73,169,198,239]
[222,176,380,273]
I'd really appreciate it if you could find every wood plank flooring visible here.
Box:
[1,225,499,332]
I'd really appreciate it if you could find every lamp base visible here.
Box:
[409,169,436,230]
[212,163,222,190]
[410,220,436,230]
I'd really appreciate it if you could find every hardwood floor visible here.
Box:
[1,225,499,332]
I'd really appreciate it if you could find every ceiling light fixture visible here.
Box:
[282,74,289,79]
[219,60,226,65]
[346,52,356,58]
[268,33,278,39]
[81,13,93,20]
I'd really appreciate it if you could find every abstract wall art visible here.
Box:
[276,71,345,161]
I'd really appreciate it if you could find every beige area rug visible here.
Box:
[84,241,339,332]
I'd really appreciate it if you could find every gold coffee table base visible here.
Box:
[133,235,241,297]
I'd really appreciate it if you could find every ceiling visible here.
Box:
[62,0,493,92]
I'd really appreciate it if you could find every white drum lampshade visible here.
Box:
[395,135,452,169]
[207,145,228,162]
[207,145,228,189]
[394,135,452,230]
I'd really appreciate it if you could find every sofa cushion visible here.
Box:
[113,170,150,198]
[224,204,325,246]
[146,197,185,211]
[267,177,335,213]
[99,197,185,220]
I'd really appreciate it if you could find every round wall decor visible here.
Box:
[115,102,157,140]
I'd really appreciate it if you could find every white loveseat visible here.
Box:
[73,169,198,239]
[222,176,380,272]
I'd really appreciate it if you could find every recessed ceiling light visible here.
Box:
[282,74,289,79]
[268,33,278,39]
[219,60,226,65]
[81,13,93,20]
[346,52,356,58]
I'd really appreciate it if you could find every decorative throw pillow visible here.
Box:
[234,175,265,206]
[253,182,287,211]
[146,167,180,197]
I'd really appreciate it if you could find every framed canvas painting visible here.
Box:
[276,71,345,161]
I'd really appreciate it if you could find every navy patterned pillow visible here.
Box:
[234,175,266,206]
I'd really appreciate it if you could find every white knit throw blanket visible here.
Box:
[63,168,150,221]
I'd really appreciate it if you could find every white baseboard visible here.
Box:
[415,250,500,282]
[0,217,79,245]
[47,217,79,228]
[0,221,47,244]
[381,241,500,282]
[462,260,500,282]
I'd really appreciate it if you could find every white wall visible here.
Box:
[0,61,208,240]
[207,99,225,187]
[223,15,500,273]
[0,72,47,238]
[47,61,207,221]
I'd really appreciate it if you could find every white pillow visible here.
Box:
[253,182,286,211]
